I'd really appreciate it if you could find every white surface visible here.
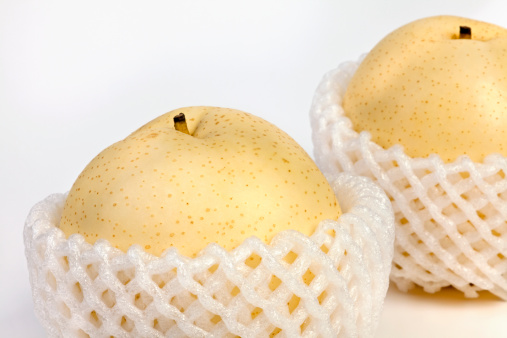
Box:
[378,284,507,338]
[2,0,507,336]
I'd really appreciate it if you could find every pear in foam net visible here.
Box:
[25,106,394,337]
[311,15,507,299]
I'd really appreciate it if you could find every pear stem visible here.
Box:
[174,113,190,135]
[459,26,471,39]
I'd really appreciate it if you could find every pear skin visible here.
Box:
[343,15,507,163]
[59,107,341,257]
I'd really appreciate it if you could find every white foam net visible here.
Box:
[24,173,393,338]
[310,57,507,299]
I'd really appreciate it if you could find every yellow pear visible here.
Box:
[343,15,507,163]
[59,107,341,257]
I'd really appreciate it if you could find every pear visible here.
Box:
[343,15,507,163]
[59,106,341,257]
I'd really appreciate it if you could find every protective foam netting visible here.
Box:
[310,57,507,299]
[24,173,393,337]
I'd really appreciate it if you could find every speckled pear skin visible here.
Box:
[343,15,507,163]
[59,106,341,257]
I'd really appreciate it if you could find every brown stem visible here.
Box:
[459,26,471,39]
[174,113,190,135]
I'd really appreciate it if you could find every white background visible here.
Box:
[2,0,507,336]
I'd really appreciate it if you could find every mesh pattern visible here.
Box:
[24,173,394,338]
[310,57,507,299]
